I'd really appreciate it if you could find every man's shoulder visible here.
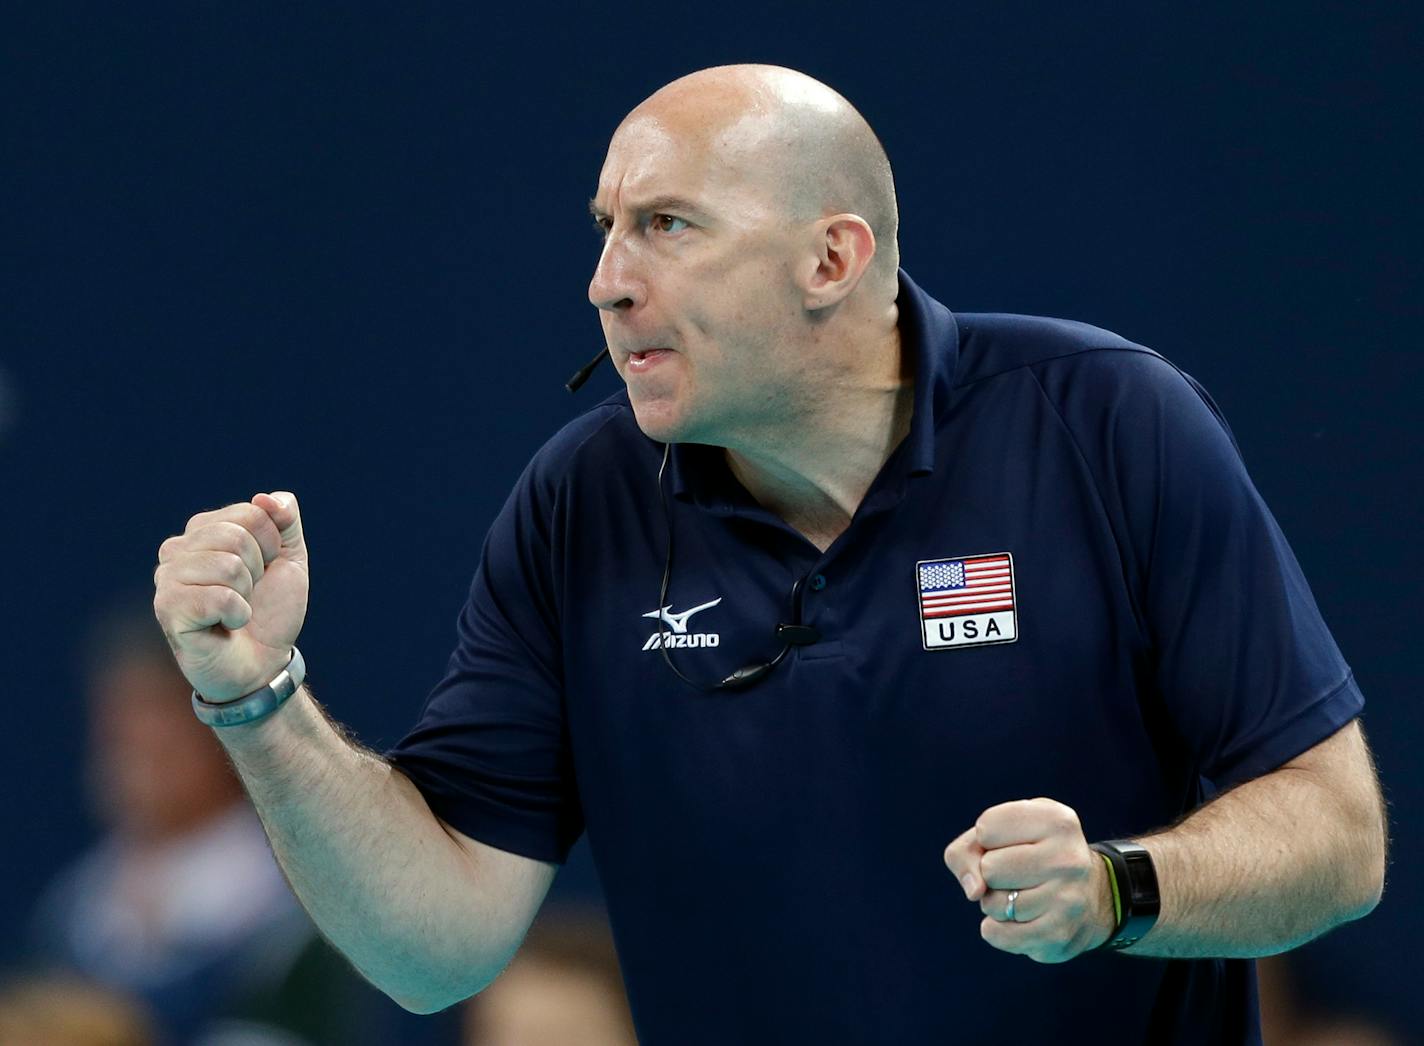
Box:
[947,310,1239,460]
[952,312,1165,389]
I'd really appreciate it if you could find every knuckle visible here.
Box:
[212,520,252,553]
[212,588,247,623]
[1034,796,1072,818]
[154,587,189,626]
[219,552,250,587]
[236,502,269,530]
[196,586,228,617]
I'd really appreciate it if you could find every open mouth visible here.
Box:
[628,348,672,370]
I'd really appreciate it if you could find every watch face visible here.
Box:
[1123,851,1161,908]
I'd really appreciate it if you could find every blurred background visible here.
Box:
[2,3,1419,1043]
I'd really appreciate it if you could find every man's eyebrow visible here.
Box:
[587,195,706,219]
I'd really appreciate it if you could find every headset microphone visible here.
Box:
[563,355,818,691]
[716,621,821,690]
[565,348,610,393]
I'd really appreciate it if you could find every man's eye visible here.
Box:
[592,217,612,238]
[652,214,689,234]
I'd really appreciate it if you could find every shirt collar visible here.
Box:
[669,269,960,513]
[897,268,960,477]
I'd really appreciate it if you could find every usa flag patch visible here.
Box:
[916,552,1018,650]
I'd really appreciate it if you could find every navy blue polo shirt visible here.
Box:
[387,272,1363,1045]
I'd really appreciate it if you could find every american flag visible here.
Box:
[918,554,1015,619]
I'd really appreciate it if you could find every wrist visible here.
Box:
[193,647,306,728]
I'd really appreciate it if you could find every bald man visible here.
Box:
[154,66,1384,1044]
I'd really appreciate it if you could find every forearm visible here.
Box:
[1124,761,1385,959]
[214,686,503,1010]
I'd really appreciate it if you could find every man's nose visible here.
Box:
[588,238,643,313]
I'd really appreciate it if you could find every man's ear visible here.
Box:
[800,214,876,311]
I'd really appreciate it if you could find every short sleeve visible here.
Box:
[1040,349,1364,789]
[384,452,581,864]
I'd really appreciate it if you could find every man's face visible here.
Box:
[588,110,807,444]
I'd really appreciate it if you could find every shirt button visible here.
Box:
[810,573,828,591]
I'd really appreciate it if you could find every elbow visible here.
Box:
[1342,813,1389,923]
[1341,876,1383,928]
[391,994,453,1016]
[1354,850,1387,921]
[389,984,476,1016]
[1342,868,1383,924]
[386,965,501,1016]
[1363,798,1390,913]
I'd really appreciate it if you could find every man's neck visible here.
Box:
[723,318,911,553]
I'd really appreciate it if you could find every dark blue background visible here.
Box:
[3,2,1419,1031]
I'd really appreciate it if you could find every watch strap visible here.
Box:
[1090,839,1160,951]
[192,647,306,728]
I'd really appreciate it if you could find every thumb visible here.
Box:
[252,490,306,558]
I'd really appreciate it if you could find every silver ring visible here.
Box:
[1005,889,1019,922]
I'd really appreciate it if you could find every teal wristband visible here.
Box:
[192,647,306,728]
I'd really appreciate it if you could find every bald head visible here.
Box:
[590,66,906,447]
[621,65,899,287]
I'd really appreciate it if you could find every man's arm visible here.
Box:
[943,719,1386,963]
[154,491,555,1011]
[1126,717,1385,958]
[218,685,556,1011]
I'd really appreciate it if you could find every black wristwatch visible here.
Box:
[1089,839,1160,951]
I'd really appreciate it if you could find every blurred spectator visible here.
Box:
[0,974,154,1046]
[26,600,444,1046]
[464,906,635,1046]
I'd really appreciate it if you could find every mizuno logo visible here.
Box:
[643,598,722,633]
[641,598,722,651]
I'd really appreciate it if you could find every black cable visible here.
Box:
[653,443,816,692]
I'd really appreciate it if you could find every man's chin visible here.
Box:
[630,410,688,445]
[628,393,697,445]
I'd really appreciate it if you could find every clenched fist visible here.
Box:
[943,797,1116,963]
[153,491,310,703]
